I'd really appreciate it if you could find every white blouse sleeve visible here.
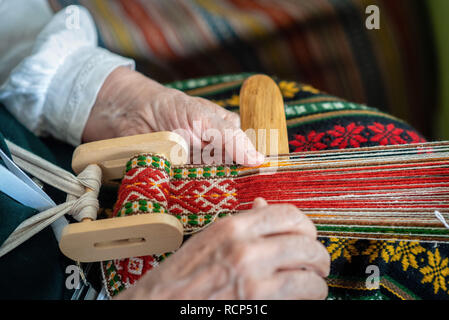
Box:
[0,1,135,146]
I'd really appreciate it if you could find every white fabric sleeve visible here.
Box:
[0,3,135,146]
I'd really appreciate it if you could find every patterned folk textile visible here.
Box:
[49,0,437,138]
[99,74,449,300]
[6,0,445,298]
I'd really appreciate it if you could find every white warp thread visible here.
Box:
[435,211,449,229]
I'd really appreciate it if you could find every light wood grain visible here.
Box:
[60,131,187,262]
[239,74,289,155]
[59,214,183,262]
[72,131,188,182]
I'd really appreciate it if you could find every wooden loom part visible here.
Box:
[59,132,188,263]
[59,74,449,264]
[237,74,449,243]
[239,74,290,155]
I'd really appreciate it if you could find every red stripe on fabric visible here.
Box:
[118,0,176,59]
[228,0,295,28]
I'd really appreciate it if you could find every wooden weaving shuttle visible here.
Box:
[239,74,289,155]
[59,132,188,262]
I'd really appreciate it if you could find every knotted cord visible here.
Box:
[0,140,101,258]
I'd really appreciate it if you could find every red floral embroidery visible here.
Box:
[327,123,367,149]
[368,123,406,145]
[115,256,156,285]
[289,131,327,152]
[407,130,426,143]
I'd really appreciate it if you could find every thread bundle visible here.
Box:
[236,142,449,242]
[103,141,449,298]
[112,142,449,243]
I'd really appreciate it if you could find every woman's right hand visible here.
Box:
[116,198,330,300]
[83,67,264,166]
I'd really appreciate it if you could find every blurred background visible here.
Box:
[49,0,448,141]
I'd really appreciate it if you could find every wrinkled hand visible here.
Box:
[83,67,264,166]
[116,198,330,300]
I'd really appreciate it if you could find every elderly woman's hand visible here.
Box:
[115,198,330,300]
[82,67,264,166]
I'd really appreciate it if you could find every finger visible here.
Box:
[194,98,264,166]
[222,125,264,166]
[196,97,240,128]
[205,116,265,167]
[247,271,328,300]
[236,204,317,239]
[223,111,240,128]
[252,197,268,209]
[245,235,330,278]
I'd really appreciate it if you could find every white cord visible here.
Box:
[0,140,102,258]
[435,211,449,229]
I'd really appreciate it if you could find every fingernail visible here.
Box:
[253,197,268,208]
